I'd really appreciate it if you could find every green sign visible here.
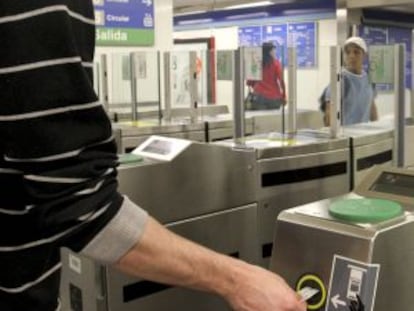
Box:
[96,28,154,46]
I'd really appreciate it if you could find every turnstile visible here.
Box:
[271,167,414,311]
[217,130,351,267]
[60,137,259,311]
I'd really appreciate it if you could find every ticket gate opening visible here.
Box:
[270,167,414,311]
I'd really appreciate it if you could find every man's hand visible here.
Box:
[224,263,307,311]
[349,295,364,311]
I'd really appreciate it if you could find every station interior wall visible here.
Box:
[92,2,412,122]
[174,19,412,120]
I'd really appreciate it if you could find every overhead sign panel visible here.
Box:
[94,0,154,46]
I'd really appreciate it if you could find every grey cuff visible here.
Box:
[80,195,149,264]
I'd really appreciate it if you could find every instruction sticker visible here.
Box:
[325,255,380,311]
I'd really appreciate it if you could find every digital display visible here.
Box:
[142,139,172,155]
[370,172,414,198]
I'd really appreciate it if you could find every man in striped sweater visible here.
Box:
[0,1,306,311]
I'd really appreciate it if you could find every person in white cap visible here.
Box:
[320,36,378,126]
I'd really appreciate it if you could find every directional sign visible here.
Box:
[238,26,262,47]
[325,255,380,311]
[94,0,155,46]
[288,22,317,68]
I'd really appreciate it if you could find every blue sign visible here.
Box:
[94,0,154,46]
[288,22,317,68]
[262,24,288,66]
[359,26,387,46]
[388,27,412,89]
[238,26,262,47]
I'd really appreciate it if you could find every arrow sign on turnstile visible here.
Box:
[331,294,346,309]
[325,255,380,311]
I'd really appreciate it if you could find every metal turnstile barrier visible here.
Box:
[271,167,414,311]
[61,139,259,311]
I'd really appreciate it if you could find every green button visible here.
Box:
[329,198,403,223]
[118,153,143,165]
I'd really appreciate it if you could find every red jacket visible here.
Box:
[247,59,285,100]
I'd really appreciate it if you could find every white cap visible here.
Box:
[344,36,367,53]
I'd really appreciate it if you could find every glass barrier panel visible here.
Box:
[92,61,100,99]
[170,50,192,109]
[216,49,235,112]
[109,53,133,119]
[295,45,330,130]
[133,51,161,116]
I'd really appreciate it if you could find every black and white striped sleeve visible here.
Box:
[0,0,149,301]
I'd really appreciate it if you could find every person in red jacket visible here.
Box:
[247,42,286,110]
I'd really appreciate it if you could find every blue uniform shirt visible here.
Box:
[321,69,376,125]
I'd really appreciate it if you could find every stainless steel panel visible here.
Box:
[205,117,254,141]
[405,120,414,167]
[60,248,107,311]
[118,142,257,223]
[353,138,394,187]
[342,124,394,147]
[252,132,349,159]
[60,204,259,311]
[356,167,414,210]
[270,216,372,291]
[113,128,122,154]
[256,149,350,267]
[252,110,324,135]
[270,198,414,311]
[257,149,350,201]
[106,204,259,311]
[371,221,414,311]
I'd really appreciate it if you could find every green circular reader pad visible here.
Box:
[329,198,403,223]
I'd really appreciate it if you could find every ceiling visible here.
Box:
[173,0,292,14]
[173,0,414,14]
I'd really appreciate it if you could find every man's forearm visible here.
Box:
[113,216,306,311]
[114,216,239,297]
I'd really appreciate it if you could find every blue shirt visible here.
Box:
[321,69,376,125]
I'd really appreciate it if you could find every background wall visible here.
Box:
[174,27,239,112]
[174,19,337,114]
[174,19,412,119]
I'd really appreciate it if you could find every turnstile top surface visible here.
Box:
[112,118,205,136]
[245,108,314,118]
[341,121,394,146]
[203,113,253,129]
[283,193,410,233]
[216,129,349,159]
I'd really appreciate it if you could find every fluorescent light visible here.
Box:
[226,12,269,20]
[178,18,213,25]
[224,1,274,10]
[175,10,207,16]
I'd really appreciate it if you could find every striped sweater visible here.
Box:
[0,1,148,310]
